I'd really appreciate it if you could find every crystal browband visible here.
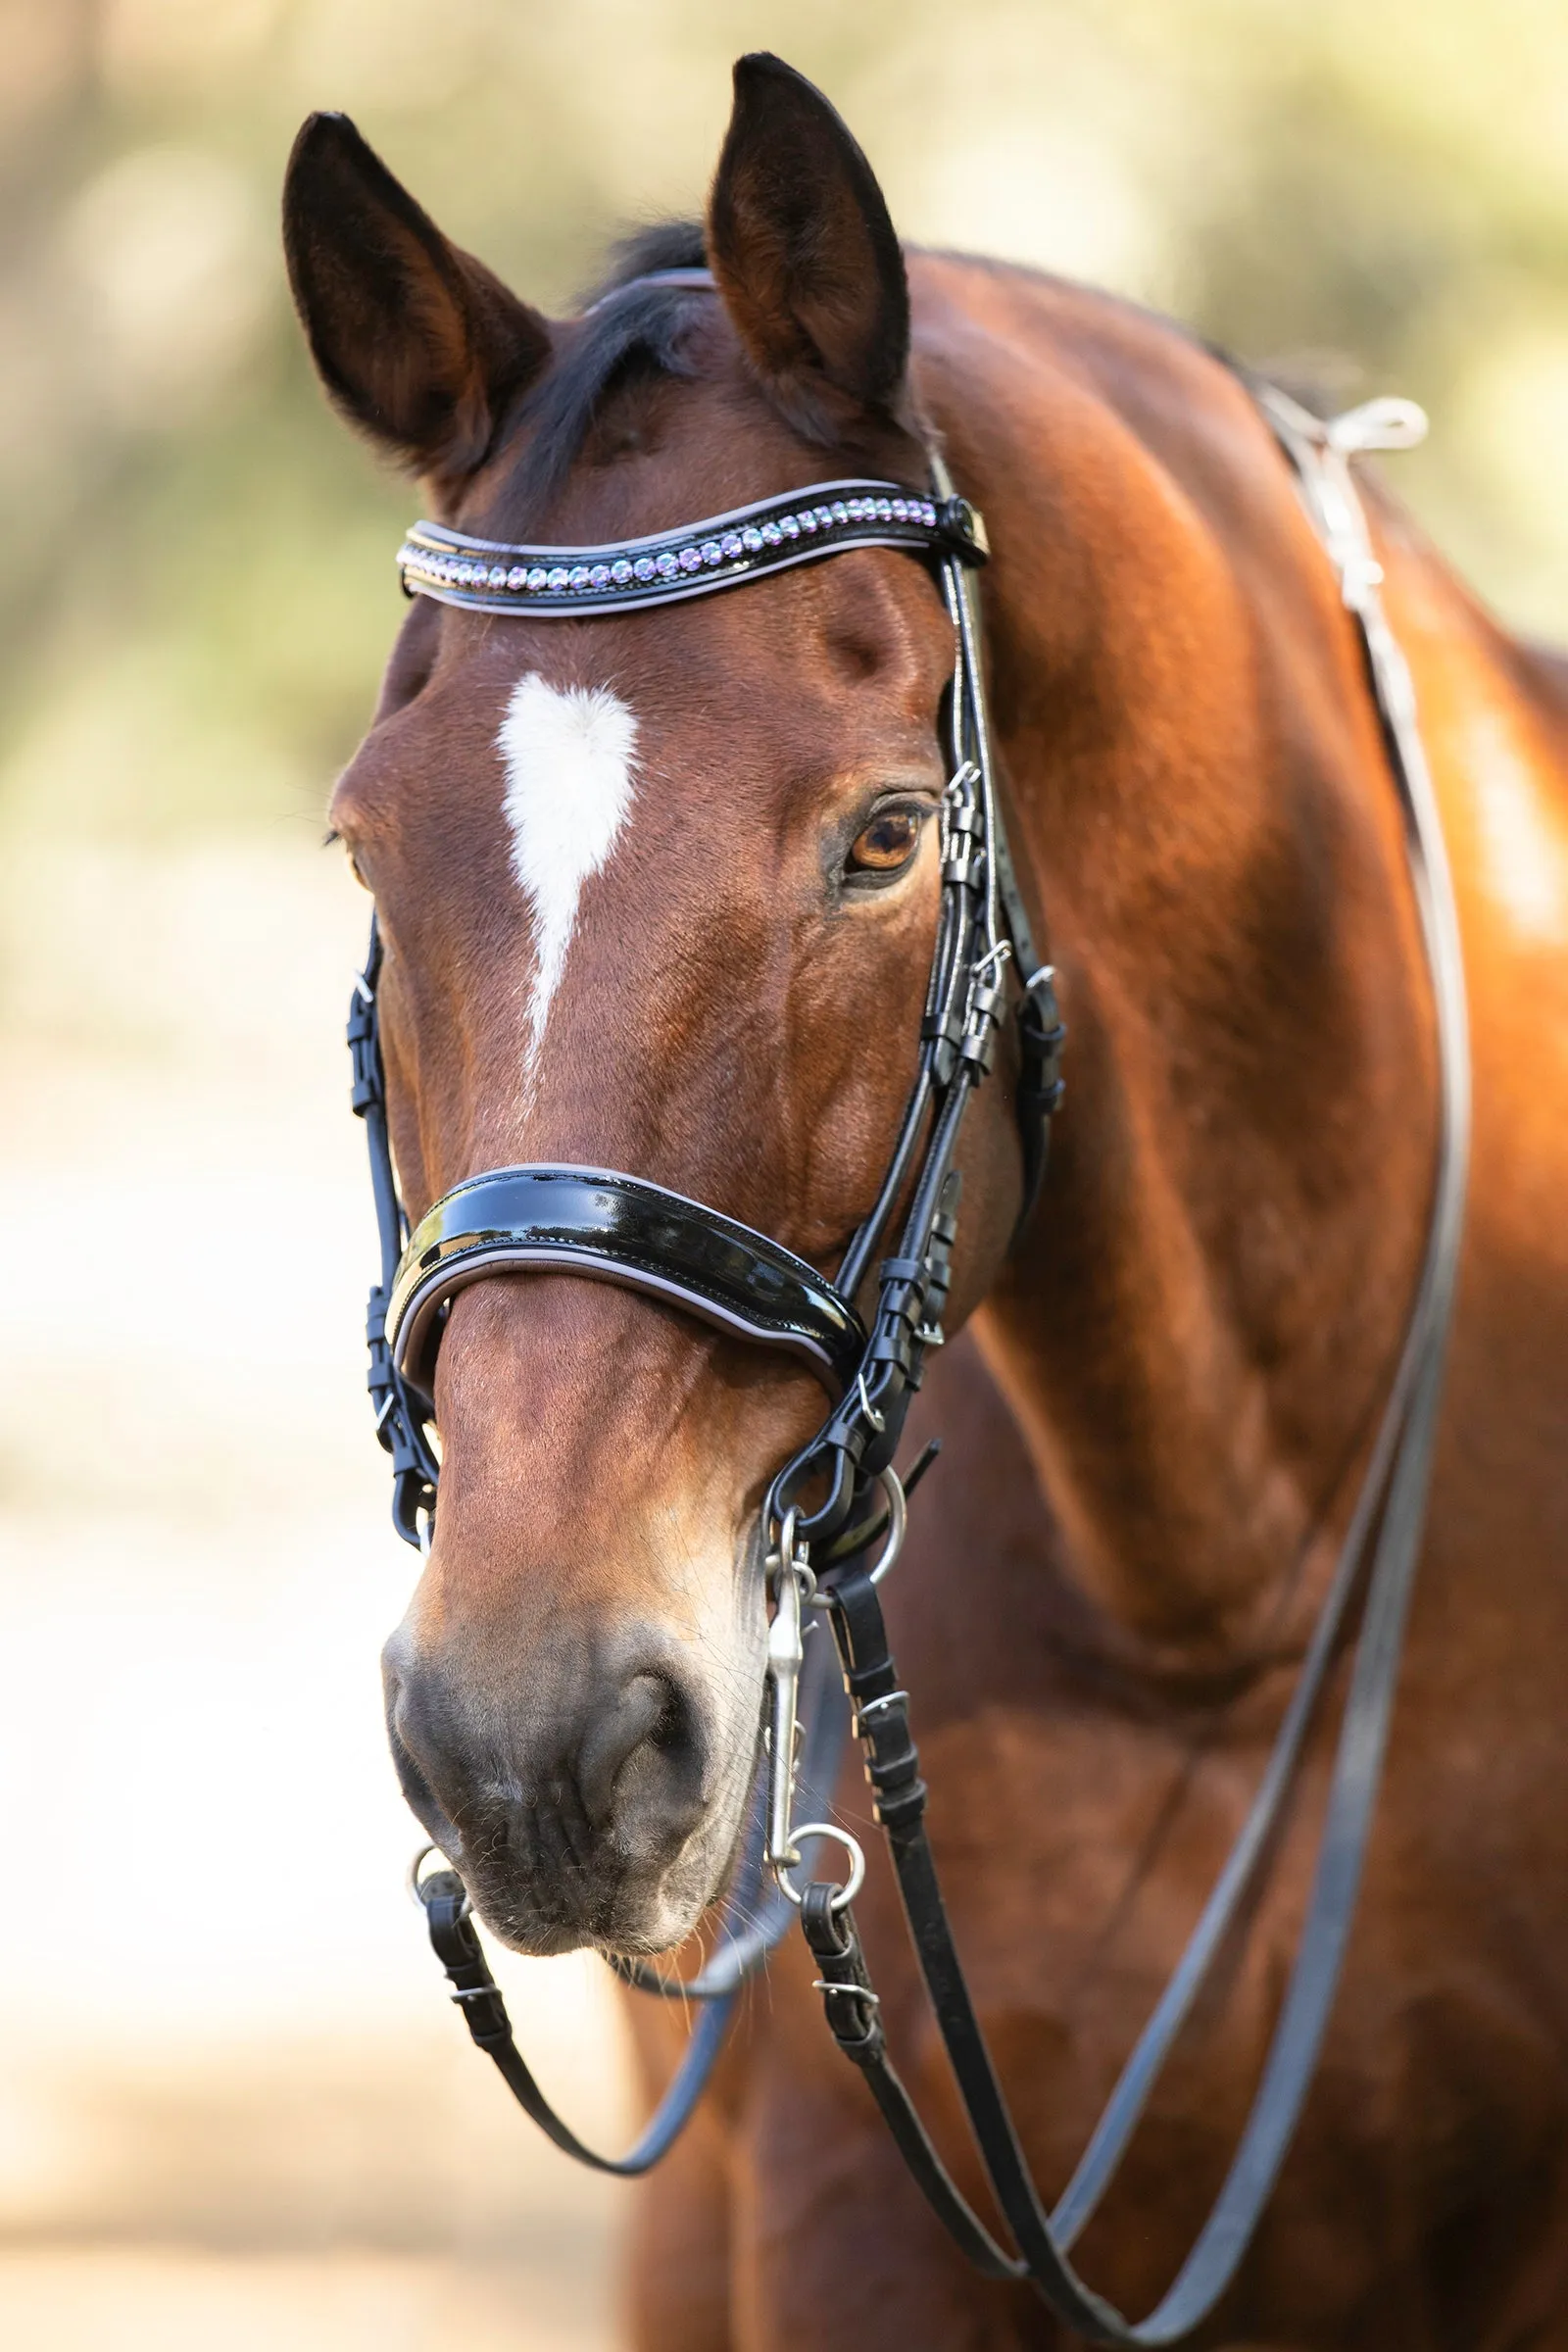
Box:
[398,477,988,617]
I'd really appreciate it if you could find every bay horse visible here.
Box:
[284,53,1568,2350]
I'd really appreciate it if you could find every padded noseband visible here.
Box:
[388,1165,865,1403]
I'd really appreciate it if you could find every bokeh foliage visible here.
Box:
[2,0,1565,842]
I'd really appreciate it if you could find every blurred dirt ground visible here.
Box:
[0,842,632,2347]
[0,2250,614,2352]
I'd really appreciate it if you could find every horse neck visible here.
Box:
[937,308,1440,1678]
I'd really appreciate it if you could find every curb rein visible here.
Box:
[345,333,1469,2339]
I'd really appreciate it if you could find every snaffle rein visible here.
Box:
[345,283,1469,2343]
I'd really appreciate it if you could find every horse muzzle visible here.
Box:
[381,1608,745,1955]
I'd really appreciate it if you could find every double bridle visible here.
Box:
[346,286,1469,2342]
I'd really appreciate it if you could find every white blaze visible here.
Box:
[497,673,638,1083]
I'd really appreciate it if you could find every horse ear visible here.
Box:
[706,54,911,444]
[283,113,551,483]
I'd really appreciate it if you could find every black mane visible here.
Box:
[506,222,712,509]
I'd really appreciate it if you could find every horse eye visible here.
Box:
[848,808,923,875]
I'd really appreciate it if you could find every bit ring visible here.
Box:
[407,1841,469,1916]
[773,1823,866,1913]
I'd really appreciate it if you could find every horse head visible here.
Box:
[285,57,1026,1954]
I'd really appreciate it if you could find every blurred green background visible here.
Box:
[3,0,1566,853]
[0,5,1563,2346]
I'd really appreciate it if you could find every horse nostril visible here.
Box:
[576,1668,705,1857]
[576,1670,670,1828]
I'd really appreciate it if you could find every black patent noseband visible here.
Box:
[388,1164,866,1402]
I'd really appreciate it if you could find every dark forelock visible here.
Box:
[503,222,712,511]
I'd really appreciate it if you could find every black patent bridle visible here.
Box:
[354,464,1064,1553]
[345,296,1469,2341]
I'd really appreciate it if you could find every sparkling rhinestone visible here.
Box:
[830,502,848,524]
[678,546,702,571]
[799,510,818,533]
[547,566,570,591]
[526,566,548,591]
[891,498,908,521]
[875,498,893,520]
[741,526,764,553]
[589,564,612,587]
[505,566,525,590]
[921,501,937,526]
[633,557,656,581]
[656,550,680,577]
[780,514,801,539]
[612,559,634,584]
[485,565,505,587]
[701,540,723,565]
[760,521,782,546]
[565,565,588,590]
[811,507,830,528]
[721,532,744,558]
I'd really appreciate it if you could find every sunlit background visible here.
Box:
[1,1,1564,2343]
